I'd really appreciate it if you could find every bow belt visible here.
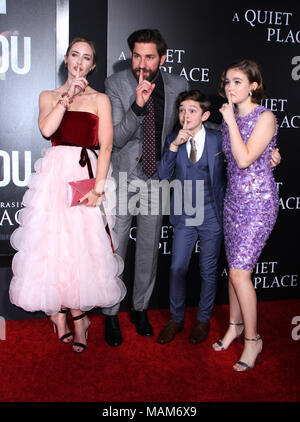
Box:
[54,142,99,179]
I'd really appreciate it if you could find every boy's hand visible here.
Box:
[172,119,194,147]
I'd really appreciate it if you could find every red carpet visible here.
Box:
[0,299,299,403]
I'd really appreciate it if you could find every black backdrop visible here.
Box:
[0,0,299,320]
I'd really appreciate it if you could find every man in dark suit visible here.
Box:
[103,29,189,346]
[157,90,225,345]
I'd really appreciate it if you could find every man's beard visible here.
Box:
[132,67,160,82]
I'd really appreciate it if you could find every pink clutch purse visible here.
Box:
[67,177,114,252]
[68,178,96,207]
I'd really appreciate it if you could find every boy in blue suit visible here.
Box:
[157,90,225,344]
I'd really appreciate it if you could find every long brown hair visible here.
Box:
[65,37,97,67]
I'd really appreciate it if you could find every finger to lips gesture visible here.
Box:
[136,69,155,107]
[173,118,194,146]
[68,65,88,98]
[219,93,235,124]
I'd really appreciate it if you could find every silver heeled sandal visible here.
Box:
[233,335,263,372]
[212,322,244,351]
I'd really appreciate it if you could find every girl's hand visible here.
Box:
[270,148,281,168]
[219,93,235,126]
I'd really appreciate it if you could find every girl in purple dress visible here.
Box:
[212,59,279,371]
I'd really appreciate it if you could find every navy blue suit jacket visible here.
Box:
[158,128,226,227]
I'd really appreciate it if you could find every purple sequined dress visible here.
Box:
[222,105,279,270]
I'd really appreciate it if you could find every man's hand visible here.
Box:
[135,69,155,108]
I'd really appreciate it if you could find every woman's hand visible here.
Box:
[67,66,89,98]
[78,190,105,207]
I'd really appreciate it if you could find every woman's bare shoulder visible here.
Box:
[39,89,60,101]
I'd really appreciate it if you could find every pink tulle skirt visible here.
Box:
[9,146,126,315]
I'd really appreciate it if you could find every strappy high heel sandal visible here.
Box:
[51,309,73,344]
[212,322,244,351]
[233,335,263,372]
[72,312,90,354]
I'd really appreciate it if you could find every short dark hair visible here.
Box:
[176,90,211,113]
[218,59,266,103]
[127,29,167,57]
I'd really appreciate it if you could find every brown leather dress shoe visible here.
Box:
[189,321,210,344]
[157,320,184,344]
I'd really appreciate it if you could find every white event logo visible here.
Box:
[0,0,6,14]
[0,1,31,75]
[291,316,300,340]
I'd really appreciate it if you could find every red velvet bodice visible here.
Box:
[51,111,99,147]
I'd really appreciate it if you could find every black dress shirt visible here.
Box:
[131,71,165,161]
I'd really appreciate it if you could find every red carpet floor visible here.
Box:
[0,299,299,403]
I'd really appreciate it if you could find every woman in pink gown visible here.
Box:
[9,38,126,353]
